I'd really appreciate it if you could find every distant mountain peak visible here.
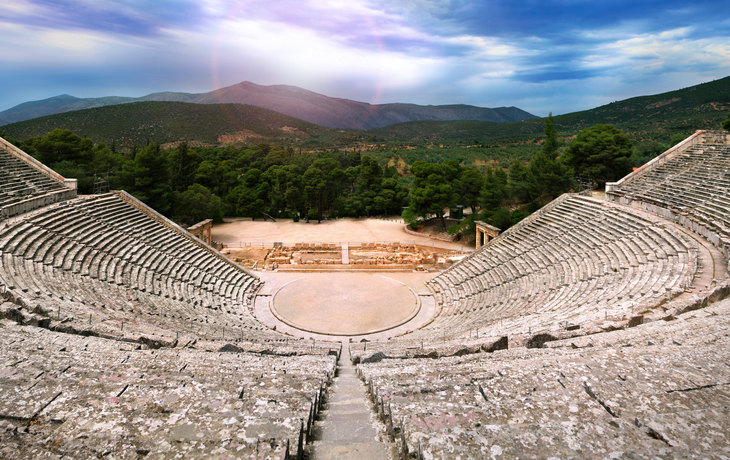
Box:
[0,82,538,129]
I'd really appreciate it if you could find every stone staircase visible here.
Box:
[306,351,396,460]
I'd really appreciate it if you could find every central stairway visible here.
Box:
[307,349,396,459]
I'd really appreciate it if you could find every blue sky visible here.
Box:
[1,0,729,117]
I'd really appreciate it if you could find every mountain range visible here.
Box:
[0,81,537,130]
[369,75,730,143]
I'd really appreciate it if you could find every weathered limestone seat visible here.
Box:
[0,165,66,207]
[0,192,288,345]
[356,296,730,459]
[391,194,696,345]
[0,140,76,217]
[0,317,337,459]
[607,132,730,261]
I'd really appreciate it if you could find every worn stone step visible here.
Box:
[308,440,395,460]
[308,356,395,460]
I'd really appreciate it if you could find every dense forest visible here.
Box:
[5,112,707,237]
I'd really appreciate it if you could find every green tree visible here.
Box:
[303,158,343,222]
[15,129,99,193]
[630,142,666,168]
[723,113,730,132]
[194,160,219,191]
[441,159,463,184]
[494,167,508,189]
[51,160,92,193]
[380,177,409,217]
[458,166,484,214]
[541,113,559,159]
[479,167,505,211]
[562,124,633,186]
[285,185,303,217]
[507,160,536,203]
[174,184,224,226]
[670,132,689,147]
[511,209,527,226]
[215,159,241,199]
[90,142,126,186]
[489,208,513,231]
[129,142,172,215]
[26,128,94,165]
[169,141,199,192]
[408,161,457,227]
[528,151,572,198]
[264,164,303,217]
[235,186,266,219]
[526,112,573,198]
[353,156,383,217]
[230,168,270,219]
[402,207,419,230]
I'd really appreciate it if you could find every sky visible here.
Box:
[1,0,729,117]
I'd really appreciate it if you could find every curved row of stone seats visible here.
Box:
[545,292,730,350]
[408,194,696,344]
[613,144,730,220]
[349,334,509,365]
[0,192,286,345]
[0,317,336,459]
[0,138,75,216]
[607,131,730,262]
[357,297,730,459]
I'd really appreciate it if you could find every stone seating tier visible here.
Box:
[356,296,730,459]
[0,317,337,459]
[609,142,730,259]
[0,146,69,210]
[0,193,290,345]
[395,194,695,345]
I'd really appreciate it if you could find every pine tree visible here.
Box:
[563,124,633,185]
[131,142,172,215]
[169,141,199,192]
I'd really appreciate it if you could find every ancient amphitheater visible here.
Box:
[1,130,729,459]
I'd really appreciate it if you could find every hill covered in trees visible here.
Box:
[369,75,730,144]
[0,101,339,151]
[2,77,728,236]
[3,112,641,239]
[0,81,537,129]
[3,76,728,175]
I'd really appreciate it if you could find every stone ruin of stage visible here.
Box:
[223,241,470,271]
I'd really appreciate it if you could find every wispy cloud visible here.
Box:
[0,0,728,116]
[0,0,202,36]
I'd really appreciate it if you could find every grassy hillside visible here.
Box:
[2,76,728,168]
[368,75,730,145]
[0,101,338,149]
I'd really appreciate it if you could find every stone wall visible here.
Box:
[187,219,212,245]
[350,242,421,266]
[224,241,469,270]
[403,223,458,242]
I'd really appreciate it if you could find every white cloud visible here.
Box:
[1,0,41,16]
[199,13,447,103]
[600,27,730,78]
[1,0,730,115]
